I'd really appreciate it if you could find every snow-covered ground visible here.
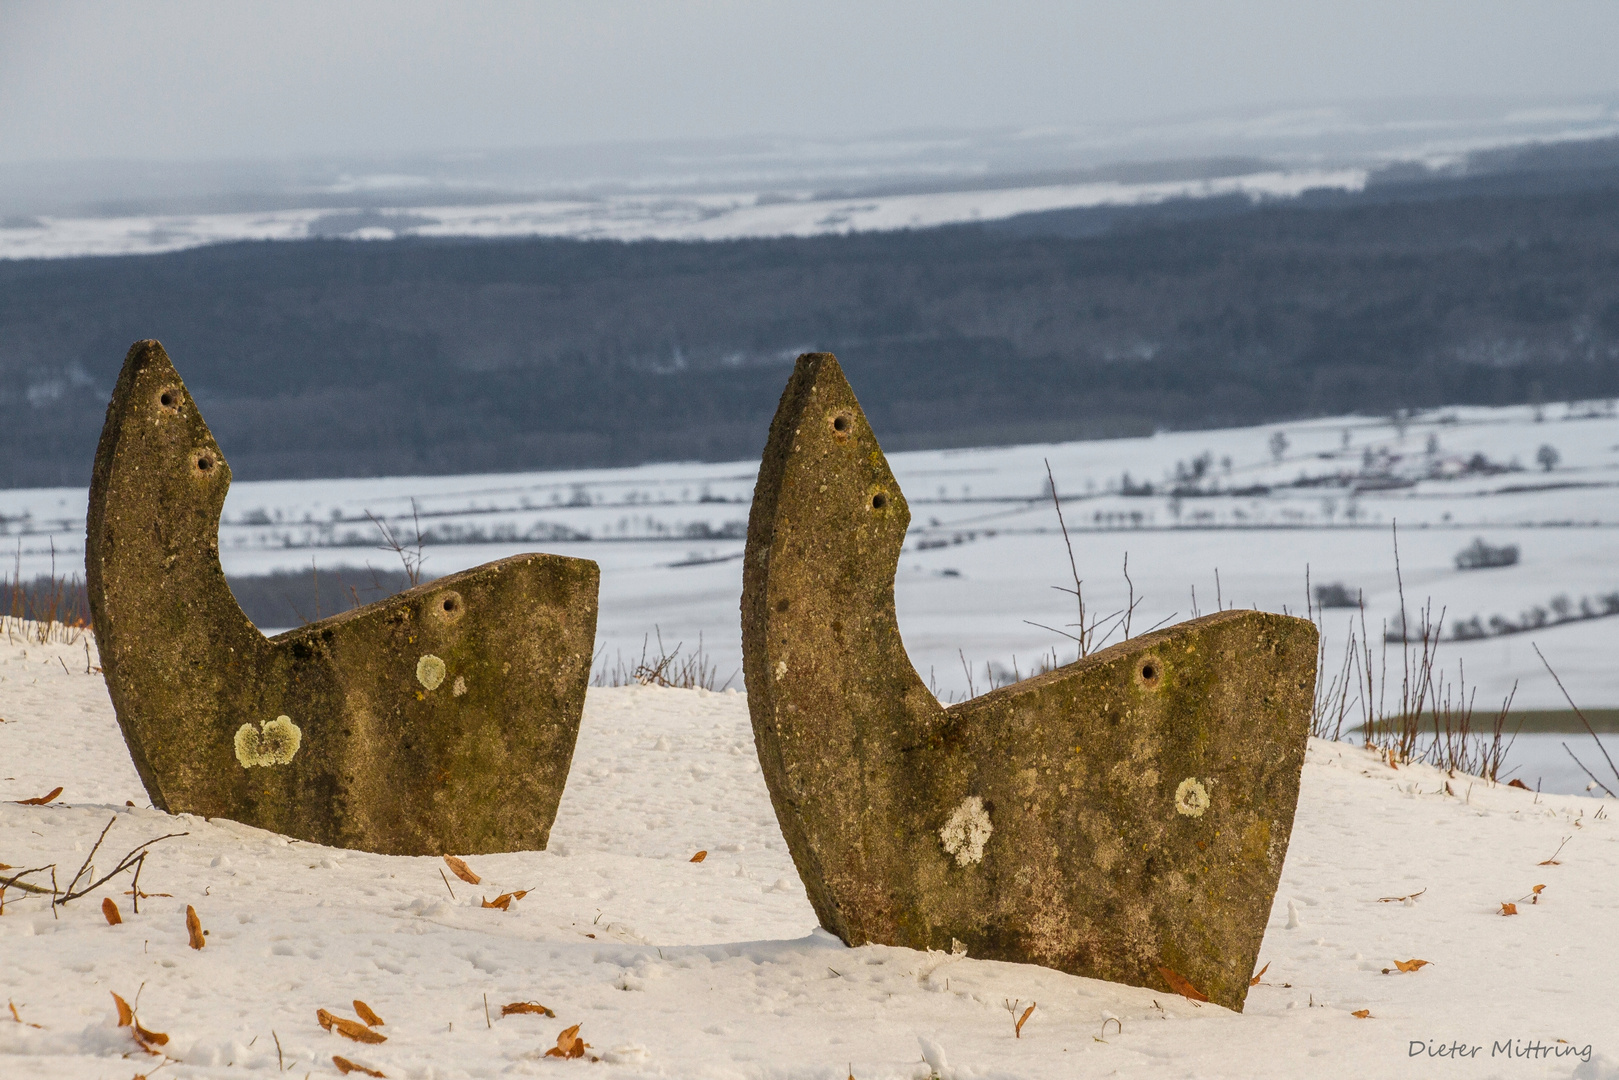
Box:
[0,167,1365,260]
[6,399,1619,791]
[1,626,1616,1079]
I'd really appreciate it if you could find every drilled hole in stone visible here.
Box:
[442,596,457,613]
[1142,663,1156,680]
[832,414,851,433]
[195,455,213,472]
[871,493,888,510]
[159,391,176,408]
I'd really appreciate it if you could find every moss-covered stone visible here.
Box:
[741,353,1317,1011]
[87,341,599,856]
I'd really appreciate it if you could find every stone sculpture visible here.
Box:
[741,353,1317,1011]
[87,341,598,856]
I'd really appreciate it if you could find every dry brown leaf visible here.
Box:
[442,855,480,885]
[1015,1003,1036,1038]
[481,890,529,910]
[544,1023,591,1059]
[7,1000,42,1028]
[353,1000,384,1027]
[1386,959,1430,973]
[0,862,10,870]
[185,905,205,949]
[1156,966,1209,1003]
[102,897,122,925]
[134,1020,169,1050]
[1507,778,1531,790]
[318,1008,388,1044]
[1250,961,1270,986]
[1351,1009,1371,1019]
[1500,902,1519,916]
[1531,884,1546,903]
[112,993,134,1027]
[14,786,63,805]
[333,1055,386,1077]
[689,850,708,863]
[501,1001,556,1018]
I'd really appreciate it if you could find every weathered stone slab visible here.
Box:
[741,353,1317,1011]
[87,341,598,856]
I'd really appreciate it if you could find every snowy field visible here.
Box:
[0,167,1364,260]
[1,626,1617,1079]
[7,398,1619,793]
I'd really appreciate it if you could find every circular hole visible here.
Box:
[871,493,888,510]
[442,596,457,613]
[196,456,213,472]
[159,392,175,408]
[832,414,850,432]
[1142,663,1157,680]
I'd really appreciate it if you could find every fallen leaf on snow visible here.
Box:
[545,1023,591,1059]
[1352,1009,1372,1019]
[1500,902,1518,916]
[1384,959,1430,974]
[134,1018,169,1052]
[318,1008,388,1044]
[502,1001,557,1018]
[481,890,529,910]
[1015,1003,1036,1037]
[442,855,480,884]
[102,897,122,925]
[13,786,62,805]
[1508,779,1530,790]
[8,1000,42,1028]
[1156,966,1209,1003]
[353,1000,384,1027]
[689,850,707,863]
[112,993,133,1027]
[1250,962,1270,986]
[185,905,205,949]
[333,1055,386,1077]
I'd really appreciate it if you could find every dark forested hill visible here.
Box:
[4,172,1619,486]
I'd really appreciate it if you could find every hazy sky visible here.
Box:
[4,0,1619,164]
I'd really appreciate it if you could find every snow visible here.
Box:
[2,625,1616,1078]
[0,169,1365,261]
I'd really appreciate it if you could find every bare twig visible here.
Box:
[1044,459,1087,656]
[1536,643,1619,790]
[53,820,188,907]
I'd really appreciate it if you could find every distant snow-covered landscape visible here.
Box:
[6,397,1619,794]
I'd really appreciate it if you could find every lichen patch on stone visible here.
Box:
[234,715,303,768]
[940,795,993,867]
[417,654,447,690]
[452,675,467,696]
[1175,777,1211,818]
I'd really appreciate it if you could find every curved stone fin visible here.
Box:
[742,351,1317,1011]
[87,340,600,856]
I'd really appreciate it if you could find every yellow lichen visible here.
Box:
[1174,777,1210,818]
[940,795,993,866]
[417,654,446,691]
[234,715,302,768]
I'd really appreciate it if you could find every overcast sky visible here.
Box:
[4,1,1619,164]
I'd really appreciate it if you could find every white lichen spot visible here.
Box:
[417,654,446,691]
[233,715,302,768]
[452,675,467,697]
[773,660,788,681]
[1175,777,1211,818]
[939,795,992,867]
